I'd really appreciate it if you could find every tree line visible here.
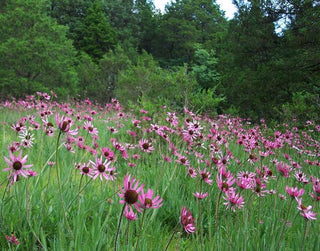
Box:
[0,0,319,124]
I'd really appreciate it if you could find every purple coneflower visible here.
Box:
[223,189,245,212]
[193,192,208,200]
[180,207,196,234]
[138,188,163,209]
[139,139,154,153]
[285,186,304,199]
[118,174,144,213]
[3,151,33,182]
[90,156,116,181]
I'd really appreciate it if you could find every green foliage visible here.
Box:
[0,0,78,99]
[115,51,223,114]
[280,91,320,126]
[191,44,220,89]
[188,87,225,116]
[77,1,118,61]
[153,0,227,67]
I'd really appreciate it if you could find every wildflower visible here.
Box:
[216,173,235,192]
[285,186,304,199]
[294,170,309,184]
[199,168,213,185]
[176,154,189,166]
[19,130,35,148]
[223,189,245,212]
[193,192,208,200]
[139,139,154,153]
[180,207,196,234]
[187,167,197,178]
[162,155,172,163]
[12,119,27,132]
[90,156,116,181]
[276,161,292,177]
[5,233,20,245]
[83,121,99,136]
[296,198,317,220]
[124,206,138,221]
[118,174,144,213]
[101,147,116,161]
[55,114,77,135]
[3,151,33,182]
[7,142,20,153]
[138,188,163,209]
[77,162,93,177]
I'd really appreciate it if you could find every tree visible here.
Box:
[153,0,227,67]
[0,0,78,99]
[191,44,220,89]
[77,1,117,61]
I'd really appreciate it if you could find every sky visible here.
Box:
[153,0,237,19]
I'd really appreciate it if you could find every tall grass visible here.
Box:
[0,93,319,250]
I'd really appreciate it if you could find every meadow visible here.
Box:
[0,92,319,250]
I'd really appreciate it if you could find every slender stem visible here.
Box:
[165,222,180,251]
[276,198,294,249]
[114,204,126,251]
[215,190,223,232]
[55,131,74,239]
[300,220,309,251]
[197,181,203,251]
[134,208,146,251]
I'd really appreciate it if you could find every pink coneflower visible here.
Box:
[193,192,208,200]
[138,188,163,209]
[187,167,197,178]
[19,130,35,148]
[285,186,304,199]
[176,154,190,166]
[3,151,33,182]
[276,161,292,177]
[162,155,172,163]
[118,174,144,213]
[5,233,20,245]
[216,173,235,192]
[296,198,317,220]
[55,114,78,135]
[77,162,93,177]
[294,170,309,184]
[223,189,245,212]
[199,168,213,185]
[139,139,154,153]
[7,142,21,153]
[11,122,26,133]
[237,176,255,190]
[83,121,99,136]
[107,126,118,134]
[180,207,196,234]
[124,206,138,221]
[90,156,116,181]
[101,147,116,161]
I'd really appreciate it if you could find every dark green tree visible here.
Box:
[0,0,78,99]
[77,1,117,61]
[153,0,227,67]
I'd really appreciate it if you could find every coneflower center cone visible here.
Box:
[13,161,22,170]
[98,164,105,172]
[124,189,139,204]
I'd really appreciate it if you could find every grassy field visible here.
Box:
[0,93,319,250]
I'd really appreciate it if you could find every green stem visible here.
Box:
[55,131,74,239]
[114,204,126,251]
[300,220,309,251]
[134,208,147,251]
[215,190,223,232]
[276,198,294,249]
[164,223,180,251]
